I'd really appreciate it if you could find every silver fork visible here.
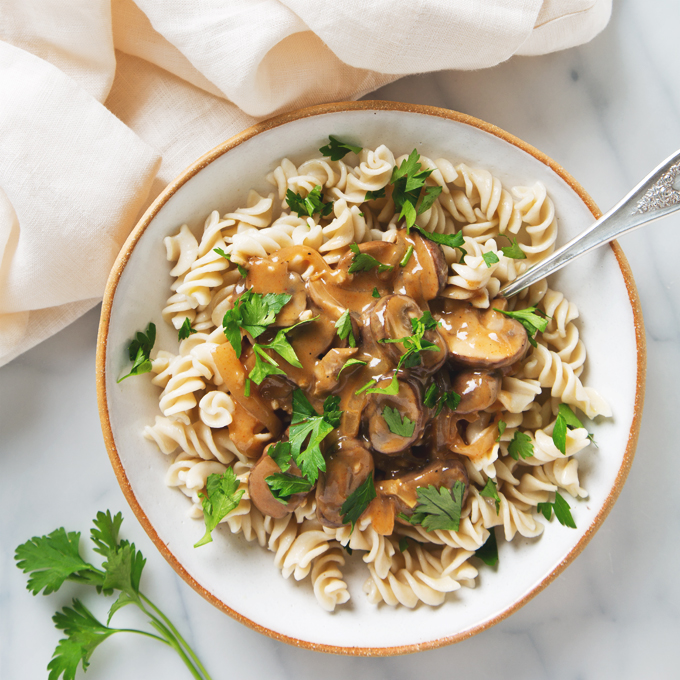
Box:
[499,148,680,298]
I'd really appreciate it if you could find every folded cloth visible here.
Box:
[0,0,611,366]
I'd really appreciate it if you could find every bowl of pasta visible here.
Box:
[97,101,645,655]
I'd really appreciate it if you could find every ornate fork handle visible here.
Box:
[500,149,680,298]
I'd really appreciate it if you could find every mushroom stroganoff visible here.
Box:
[142,141,611,610]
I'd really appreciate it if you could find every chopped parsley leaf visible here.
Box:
[288,391,341,484]
[365,188,386,201]
[214,247,247,277]
[195,468,245,547]
[337,357,367,378]
[382,406,416,437]
[479,478,500,513]
[423,383,438,408]
[334,309,356,347]
[496,420,507,442]
[537,492,577,529]
[286,185,334,218]
[434,390,461,416]
[348,243,394,274]
[476,528,499,566]
[500,237,527,259]
[340,474,376,532]
[222,290,291,357]
[117,322,156,383]
[507,430,534,460]
[400,245,414,267]
[402,482,465,532]
[319,135,362,161]
[265,472,313,504]
[372,286,381,298]
[552,403,589,455]
[493,305,549,348]
[267,441,292,472]
[390,150,442,229]
[249,344,286,385]
[177,317,197,341]
[482,251,500,268]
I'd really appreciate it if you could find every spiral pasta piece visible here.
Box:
[311,548,350,612]
[144,415,241,465]
[520,343,611,418]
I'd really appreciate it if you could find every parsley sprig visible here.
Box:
[117,323,155,383]
[178,317,197,341]
[195,468,245,548]
[222,290,291,357]
[537,492,577,528]
[401,482,465,532]
[286,185,334,218]
[319,136,362,161]
[15,511,212,680]
[390,150,443,229]
[552,403,594,454]
[288,390,341,484]
[494,305,549,347]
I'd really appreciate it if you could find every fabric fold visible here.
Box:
[0,0,612,367]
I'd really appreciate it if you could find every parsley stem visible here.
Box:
[146,616,207,680]
[400,245,414,267]
[141,594,212,680]
[114,628,172,644]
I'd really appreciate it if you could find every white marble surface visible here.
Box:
[2,1,680,678]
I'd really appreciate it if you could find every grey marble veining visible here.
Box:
[2,1,680,678]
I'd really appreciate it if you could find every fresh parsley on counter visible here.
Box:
[15,511,213,680]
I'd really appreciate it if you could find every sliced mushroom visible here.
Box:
[377,456,469,517]
[258,374,295,413]
[249,446,308,519]
[431,298,528,369]
[365,377,424,454]
[369,294,446,371]
[313,347,358,395]
[393,230,448,303]
[316,439,374,527]
[246,258,307,327]
[450,369,501,414]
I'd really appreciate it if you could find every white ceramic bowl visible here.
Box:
[97,101,645,655]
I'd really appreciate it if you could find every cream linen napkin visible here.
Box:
[0,0,612,366]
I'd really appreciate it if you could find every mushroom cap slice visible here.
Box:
[432,299,528,369]
[450,369,501,414]
[369,294,447,372]
[393,230,448,303]
[316,439,374,527]
[377,456,469,515]
[365,377,424,455]
[249,447,308,519]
